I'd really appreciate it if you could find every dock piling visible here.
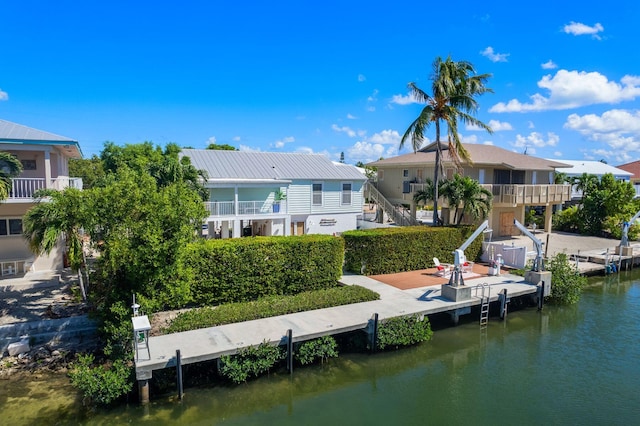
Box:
[139,379,150,404]
[371,313,379,353]
[287,329,293,374]
[176,349,183,400]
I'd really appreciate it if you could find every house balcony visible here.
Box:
[7,177,83,201]
[204,200,287,217]
[409,183,572,206]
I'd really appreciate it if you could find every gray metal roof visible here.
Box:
[181,149,367,181]
[0,119,83,158]
[0,119,78,143]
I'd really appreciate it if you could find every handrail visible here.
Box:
[364,181,421,227]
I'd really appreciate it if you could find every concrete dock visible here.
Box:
[134,273,539,392]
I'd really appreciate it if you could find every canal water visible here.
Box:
[3,272,640,425]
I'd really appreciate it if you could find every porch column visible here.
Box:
[285,216,291,236]
[544,204,553,232]
[233,220,241,239]
[44,149,52,188]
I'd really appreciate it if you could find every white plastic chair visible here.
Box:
[433,258,451,277]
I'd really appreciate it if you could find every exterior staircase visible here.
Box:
[364,181,421,227]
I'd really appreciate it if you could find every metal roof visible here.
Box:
[181,149,367,181]
[0,119,83,158]
[551,159,633,177]
[369,143,570,171]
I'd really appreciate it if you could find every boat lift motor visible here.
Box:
[513,219,544,272]
[448,220,489,287]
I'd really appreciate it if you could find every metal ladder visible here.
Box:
[475,283,491,327]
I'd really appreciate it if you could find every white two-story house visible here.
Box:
[181,149,366,238]
[0,119,83,274]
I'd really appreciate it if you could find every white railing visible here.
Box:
[9,177,83,199]
[409,183,572,205]
[204,200,286,216]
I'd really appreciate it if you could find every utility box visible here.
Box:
[441,284,472,301]
[615,246,633,256]
[525,270,552,297]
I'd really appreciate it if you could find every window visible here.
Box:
[312,183,323,205]
[403,169,409,178]
[0,218,22,236]
[341,182,352,205]
[378,170,384,181]
[20,159,37,170]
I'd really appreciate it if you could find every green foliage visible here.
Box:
[206,143,238,150]
[440,174,492,224]
[99,301,135,358]
[546,253,586,305]
[219,342,285,384]
[295,336,339,365]
[69,155,106,189]
[184,235,344,306]
[68,353,133,407]
[555,174,636,236]
[165,285,379,333]
[376,315,433,350]
[342,226,483,275]
[0,151,23,200]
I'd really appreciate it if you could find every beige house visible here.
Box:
[0,119,82,275]
[368,143,572,236]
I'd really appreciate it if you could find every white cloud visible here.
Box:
[541,60,557,70]
[390,93,418,105]
[467,119,512,131]
[480,46,509,63]
[461,134,478,144]
[347,129,402,163]
[347,113,357,120]
[367,106,376,112]
[239,144,262,152]
[553,151,563,157]
[207,136,217,144]
[273,136,295,148]
[367,89,379,102]
[232,136,241,142]
[528,121,535,129]
[0,89,7,101]
[513,132,560,149]
[563,21,604,39]
[332,124,365,138]
[564,109,640,152]
[490,70,640,112]
[358,74,366,82]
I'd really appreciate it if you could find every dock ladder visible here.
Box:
[475,283,491,327]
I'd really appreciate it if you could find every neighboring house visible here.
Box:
[552,159,633,199]
[615,160,640,198]
[181,149,366,238]
[0,119,83,274]
[368,143,572,236]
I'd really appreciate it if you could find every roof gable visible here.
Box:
[0,119,82,158]
[369,143,569,171]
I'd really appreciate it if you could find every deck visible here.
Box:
[134,269,538,381]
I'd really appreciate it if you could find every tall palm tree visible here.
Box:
[456,176,493,224]
[0,151,23,200]
[400,56,493,225]
[572,173,598,207]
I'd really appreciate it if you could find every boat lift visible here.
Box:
[619,210,640,248]
[449,220,490,287]
[513,219,544,272]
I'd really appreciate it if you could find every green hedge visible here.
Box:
[182,235,344,306]
[164,285,379,333]
[342,226,483,275]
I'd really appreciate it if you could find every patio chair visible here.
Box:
[433,258,451,277]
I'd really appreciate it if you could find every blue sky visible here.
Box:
[2,1,640,165]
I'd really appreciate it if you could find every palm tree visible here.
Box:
[0,151,23,200]
[23,187,87,275]
[399,56,493,225]
[440,174,492,224]
[572,173,598,206]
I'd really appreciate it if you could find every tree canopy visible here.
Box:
[0,151,23,200]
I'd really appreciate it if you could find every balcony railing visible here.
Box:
[409,183,572,205]
[9,177,83,200]
[204,200,286,217]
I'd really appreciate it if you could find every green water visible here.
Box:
[3,273,640,425]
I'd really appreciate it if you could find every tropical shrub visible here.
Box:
[296,336,338,365]
[69,354,133,406]
[545,253,586,305]
[219,342,285,384]
[376,315,433,350]
[183,235,344,306]
[164,285,378,333]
